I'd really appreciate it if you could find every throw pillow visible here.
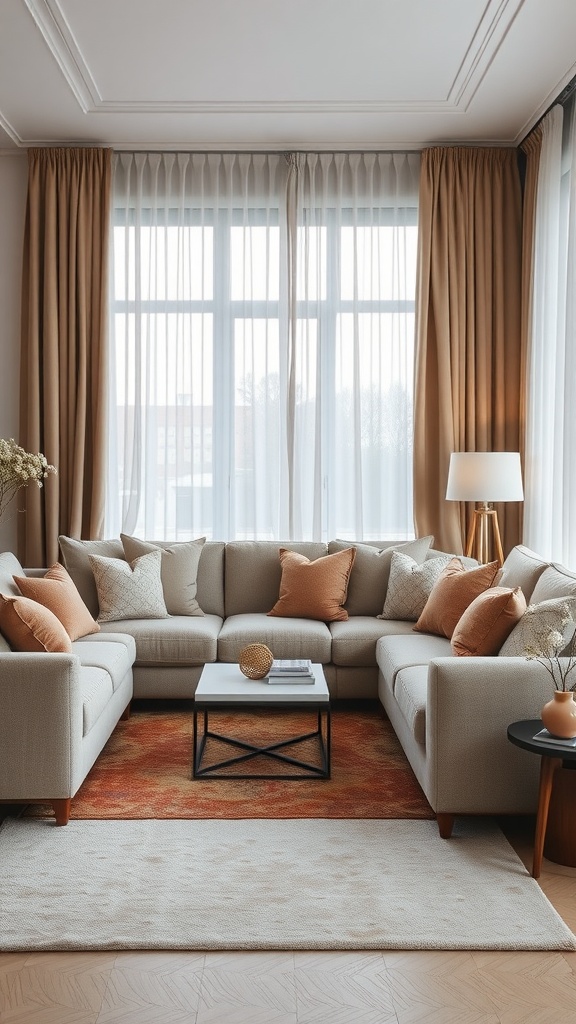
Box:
[58,535,125,617]
[379,551,453,621]
[267,547,356,622]
[89,550,169,622]
[499,596,576,657]
[121,534,206,616]
[451,586,527,657]
[14,563,99,641]
[328,536,434,616]
[414,558,501,639]
[0,594,72,653]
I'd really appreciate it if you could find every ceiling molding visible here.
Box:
[23,0,100,111]
[0,109,23,146]
[448,0,525,108]
[24,0,522,119]
[512,59,576,143]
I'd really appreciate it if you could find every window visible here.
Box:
[107,152,419,541]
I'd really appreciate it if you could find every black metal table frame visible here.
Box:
[193,700,331,780]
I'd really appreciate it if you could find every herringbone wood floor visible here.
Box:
[0,818,575,1023]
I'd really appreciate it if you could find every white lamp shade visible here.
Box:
[446,452,524,502]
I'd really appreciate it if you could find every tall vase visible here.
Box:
[541,690,576,739]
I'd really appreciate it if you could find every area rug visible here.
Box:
[1,816,574,952]
[24,703,434,820]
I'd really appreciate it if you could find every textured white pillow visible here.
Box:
[379,551,453,621]
[499,596,576,657]
[121,534,205,616]
[89,550,168,622]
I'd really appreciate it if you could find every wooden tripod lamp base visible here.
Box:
[464,503,504,567]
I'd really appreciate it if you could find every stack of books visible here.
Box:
[532,728,576,748]
[266,659,315,684]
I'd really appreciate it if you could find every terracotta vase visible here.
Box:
[541,690,576,739]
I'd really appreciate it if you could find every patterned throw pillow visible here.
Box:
[268,547,356,622]
[379,551,453,621]
[89,550,168,622]
[498,596,576,657]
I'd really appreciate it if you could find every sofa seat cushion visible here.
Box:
[71,639,134,692]
[330,617,417,667]
[394,666,429,746]
[218,613,332,663]
[82,667,114,736]
[74,631,136,661]
[376,632,452,688]
[98,615,222,666]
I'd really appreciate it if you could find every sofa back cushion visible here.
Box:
[529,562,576,605]
[498,544,549,602]
[0,551,26,599]
[225,541,327,616]
[59,535,226,619]
[328,536,433,616]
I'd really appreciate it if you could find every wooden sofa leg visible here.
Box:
[52,798,71,826]
[436,813,455,839]
[120,701,131,721]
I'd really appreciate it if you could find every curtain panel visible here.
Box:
[523,104,576,564]
[107,151,420,542]
[413,146,523,557]
[20,147,112,565]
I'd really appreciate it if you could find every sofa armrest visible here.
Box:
[426,656,556,814]
[0,652,84,799]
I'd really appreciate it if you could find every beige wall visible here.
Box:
[0,153,28,553]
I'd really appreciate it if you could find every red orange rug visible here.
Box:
[25,702,434,820]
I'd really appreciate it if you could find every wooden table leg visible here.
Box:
[532,755,562,878]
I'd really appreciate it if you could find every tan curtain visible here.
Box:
[413,146,523,556]
[19,147,111,565]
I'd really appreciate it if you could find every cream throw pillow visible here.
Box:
[379,551,453,621]
[499,596,576,657]
[89,550,168,622]
[121,534,205,616]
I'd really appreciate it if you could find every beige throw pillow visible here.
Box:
[121,534,205,616]
[268,547,356,622]
[14,562,100,641]
[414,558,501,639]
[499,596,576,657]
[379,551,452,621]
[89,550,168,622]
[451,586,527,657]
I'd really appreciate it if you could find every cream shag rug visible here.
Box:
[1,816,574,952]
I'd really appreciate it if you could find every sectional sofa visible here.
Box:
[0,536,574,831]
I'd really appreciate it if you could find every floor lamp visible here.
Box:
[446,452,524,567]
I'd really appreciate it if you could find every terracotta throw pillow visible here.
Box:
[0,594,72,653]
[414,558,501,639]
[14,562,99,641]
[268,547,356,621]
[451,586,527,657]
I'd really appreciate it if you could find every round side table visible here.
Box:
[507,719,576,878]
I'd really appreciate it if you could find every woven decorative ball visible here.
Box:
[238,643,274,679]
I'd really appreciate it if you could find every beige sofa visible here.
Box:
[1,538,574,831]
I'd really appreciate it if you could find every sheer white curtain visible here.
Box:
[107,151,419,541]
[524,104,576,564]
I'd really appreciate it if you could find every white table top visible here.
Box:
[195,662,329,703]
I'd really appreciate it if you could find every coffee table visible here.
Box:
[193,662,331,780]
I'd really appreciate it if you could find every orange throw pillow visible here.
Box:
[268,547,356,621]
[14,562,99,641]
[0,594,72,653]
[414,557,501,639]
[451,586,527,657]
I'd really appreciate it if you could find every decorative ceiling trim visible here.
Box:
[448,0,525,108]
[0,109,23,146]
[23,0,523,118]
[23,0,100,111]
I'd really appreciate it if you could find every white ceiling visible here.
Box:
[1,0,575,152]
